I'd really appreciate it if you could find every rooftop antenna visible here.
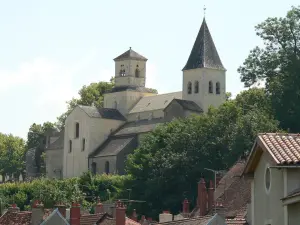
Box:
[203,5,206,17]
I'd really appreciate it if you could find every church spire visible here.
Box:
[182,18,225,71]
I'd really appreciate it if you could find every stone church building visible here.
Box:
[44,18,226,178]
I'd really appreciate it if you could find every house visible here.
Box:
[243,133,300,225]
[41,16,227,178]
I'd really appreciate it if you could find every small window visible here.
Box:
[75,122,79,138]
[120,65,126,76]
[69,140,72,153]
[194,81,199,93]
[209,81,213,93]
[216,82,220,95]
[82,138,86,151]
[105,161,110,174]
[265,167,271,192]
[91,162,97,175]
[135,65,140,77]
[187,82,192,94]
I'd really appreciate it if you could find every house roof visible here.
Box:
[97,216,141,225]
[113,118,165,137]
[212,160,251,218]
[80,213,106,225]
[182,18,225,71]
[114,48,148,61]
[165,99,203,112]
[78,105,126,121]
[40,208,69,225]
[282,187,300,200]
[47,130,64,150]
[129,92,182,114]
[157,215,216,225]
[107,86,156,94]
[0,210,32,225]
[244,133,300,174]
[91,136,135,157]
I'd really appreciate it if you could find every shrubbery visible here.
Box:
[0,172,132,211]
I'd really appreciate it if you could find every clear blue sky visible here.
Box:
[0,0,298,139]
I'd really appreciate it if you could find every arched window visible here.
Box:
[91,162,97,175]
[75,122,79,138]
[209,81,213,94]
[194,81,199,93]
[114,101,117,109]
[187,82,192,94]
[216,82,220,94]
[105,161,110,174]
[69,140,72,153]
[135,65,140,77]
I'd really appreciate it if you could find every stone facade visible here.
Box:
[44,18,226,178]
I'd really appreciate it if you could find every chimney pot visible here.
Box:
[208,180,215,211]
[131,209,138,221]
[55,203,67,218]
[8,204,20,213]
[70,202,81,225]
[95,198,104,214]
[116,200,126,225]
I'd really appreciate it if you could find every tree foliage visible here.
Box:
[0,133,26,181]
[238,6,300,132]
[126,88,281,217]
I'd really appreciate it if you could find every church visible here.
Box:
[44,18,226,178]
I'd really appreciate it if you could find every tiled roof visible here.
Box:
[157,215,214,225]
[129,92,182,114]
[79,105,126,121]
[107,86,156,94]
[258,133,300,164]
[91,136,136,157]
[225,218,248,225]
[98,216,140,225]
[0,211,32,225]
[212,161,251,218]
[80,213,105,225]
[169,99,203,112]
[282,187,300,200]
[114,48,147,61]
[182,18,225,71]
[114,118,165,136]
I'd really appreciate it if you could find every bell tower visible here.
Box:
[113,47,147,88]
[182,18,226,112]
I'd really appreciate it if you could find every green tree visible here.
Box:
[238,6,300,132]
[126,88,280,218]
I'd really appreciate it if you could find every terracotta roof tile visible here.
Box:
[0,211,32,225]
[157,215,214,225]
[226,218,248,225]
[80,213,104,225]
[259,133,300,164]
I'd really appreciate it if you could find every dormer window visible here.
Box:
[75,122,79,138]
[135,65,140,77]
[209,81,213,94]
[188,82,192,94]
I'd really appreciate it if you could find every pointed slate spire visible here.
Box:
[183,18,225,71]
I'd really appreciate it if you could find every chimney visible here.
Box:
[116,200,126,225]
[197,178,208,216]
[55,203,67,218]
[208,180,215,211]
[131,209,137,221]
[31,201,44,225]
[70,203,81,225]
[159,211,173,223]
[8,203,20,213]
[140,215,146,224]
[95,199,104,214]
[182,198,189,214]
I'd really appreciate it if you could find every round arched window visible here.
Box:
[265,167,271,191]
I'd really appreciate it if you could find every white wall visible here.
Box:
[63,106,124,178]
[182,68,226,112]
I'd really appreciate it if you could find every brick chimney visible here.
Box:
[131,209,137,221]
[182,198,189,214]
[208,180,215,211]
[95,199,104,214]
[8,203,20,213]
[70,203,81,225]
[55,203,66,218]
[31,201,44,225]
[116,200,126,225]
[197,178,207,216]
